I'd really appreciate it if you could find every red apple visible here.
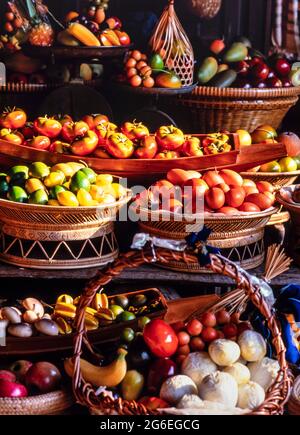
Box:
[251,63,269,80]
[10,360,33,383]
[266,77,283,88]
[0,379,28,398]
[275,58,291,77]
[248,57,264,68]
[25,362,61,394]
[0,370,16,382]
[235,60,250,77]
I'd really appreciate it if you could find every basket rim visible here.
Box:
[192,85,300,98]
[0,189,132,213]
[277,185,300,210]
[240,170,300,177]
[0,389,70,404]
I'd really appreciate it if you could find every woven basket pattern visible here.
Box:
[288,376,300,415]
[187,0,222,19]
[69,249,292,415]
[149,0,194,87]
[240,172,300,191]
[0,390,73,415]
[177,86,300,133]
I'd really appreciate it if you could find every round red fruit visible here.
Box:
[143,319,178,358]
[222,323,238,339]
[201,327,218,343]
[177,344,190,355]
[170,321,185,333]
[177,331,190,346]
[186,319,203,336]
[215,309,231,325]
[190,336,205,351]
[200,312,217,327]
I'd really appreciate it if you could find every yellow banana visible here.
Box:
[64,348,127,387]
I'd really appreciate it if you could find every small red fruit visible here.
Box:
[210,39,225,55]
[186,319,203,336]
[177,331,190,346]
[200,312,217,327]
[230,313,240,324]
[237,322,252,335]
[170,321,185,333]
[177,344,190,355]
[190,336,205,351]
[201,327,218,343]
[222,323,238,339]
[215,309,231,325]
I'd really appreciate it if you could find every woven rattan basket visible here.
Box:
[240,171,300,191]
[70,248,292,415]
[288,375,300,415]
[135,207,275,272]
[0,390,73,415]
[0,191,132,269]
[177,86,300,133]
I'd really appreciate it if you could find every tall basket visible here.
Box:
[149,0,194,87]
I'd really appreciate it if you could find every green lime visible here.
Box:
[70,170,91,193]
[117,311,136,322]
[0,179,9,197]
[29,162,50,179]
[121,327,135,343]
[149,53,164,71]
[138,316,151,330]
[294,156,300,170]
[7,186,28,203]
[114,295,129,309]
[80,167,97,184]
[8,165,29,181]
[110,305,124,317]
[49,185,67,200]
[29,189,48,205]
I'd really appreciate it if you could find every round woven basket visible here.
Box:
[288,376,300,415]
[136,207,275,271]
[177,86,300,133]
[240,171,300,191]
[70,249,292,415]
[0,390,73,415]
[0,191,132,269]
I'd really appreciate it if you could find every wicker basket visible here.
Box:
[0,390,73,415]
[288,376,300,415]
[240,171,300,191]
[0,192,131,269]
[149,0,194,87]
[187,0,222,19]
[136,207,275,271]
[70,249,292,415]
[177,86,300,133]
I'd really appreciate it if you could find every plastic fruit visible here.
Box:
[121,370,144,401]
[236,129,252,147]
[205,187,225,210]
[143,319,178,358]
[200,312,217,327]
[225,187,246,208]
[0,379,28,398]
[278,157,298,172]
[25,362,61,393]
[64,348,127,387]
[277,132,300,157]
[219,169,243,187]
[245,193,273,210]
[259,161,281,173]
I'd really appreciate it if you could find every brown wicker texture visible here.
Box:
[240,171,300,191]
[149,0,194,87]
[70,249,291,415]
[0,390,73,415]
[288,376,300,415]
[187,0,222,19]
[177,86,300,133]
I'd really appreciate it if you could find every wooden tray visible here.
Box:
[0,288,167,356]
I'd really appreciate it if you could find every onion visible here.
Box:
[248,357,280,391]
[237,330,266,362]
[199,371,238,407]
[208,339,240,366]
[237,382,265,410]
[181,352,217,388]
[223,362,250,385]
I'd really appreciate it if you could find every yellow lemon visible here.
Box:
[57,191,79,207]
[96,173,113,186]
[44,171,65,188]
[25,178,45,194]
[48,199,60,206]
[51,163,74,179]
[66,162,85,175]
[90,184,104,201]
[77,188,94,206]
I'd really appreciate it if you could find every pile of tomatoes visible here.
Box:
[0,108,234,160]
[135,168,276,214]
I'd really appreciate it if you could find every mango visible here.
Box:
[197,57,218,84]
[223,42,248,63]
[51,163,74,180]
[25,178,45,194]
[57,191,79,207]
[29,162,50,179]
[77,188,94,206]
[44,171,65,188]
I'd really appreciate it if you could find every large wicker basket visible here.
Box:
[240,171,300,191]
[0,390,73,415]
[288,376,300,415]
[135,207,275,271]
[0,191,131,269]
[70,248,292,415]
[177,86,300,133]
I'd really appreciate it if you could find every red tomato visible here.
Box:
[70,130,99,156]
[106,132,134,159]
[143,319,178,358]
[200,312,217,327]
[190,336,205,351]
[21,123,35,139]
[177,331,190,346]
[81,114,109,130]
[0,128,24,145]
[155,150,180,159]
[121,121,149,141]
[61,121,89,143]
[139,396,169,410]
[215,309,231,325]
[177,344,190,355]
[33,117,62,139]
[95,121,118,147]
[223,323,238,339]
[170,321,185,333]
[0,108,27,129]
[201,327,218,343]
[181,136,203,157]
[156,125,185,150]
[134,135,158,159]
[26,135,51,150]
[186,319,203,336]
[147,358,177,394]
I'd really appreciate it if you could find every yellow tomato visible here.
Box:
[236,129,252,147]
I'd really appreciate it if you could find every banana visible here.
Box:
[64,348,127,387]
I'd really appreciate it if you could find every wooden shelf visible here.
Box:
[0,261,298,288]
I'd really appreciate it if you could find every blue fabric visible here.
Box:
[185,227,221,266]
